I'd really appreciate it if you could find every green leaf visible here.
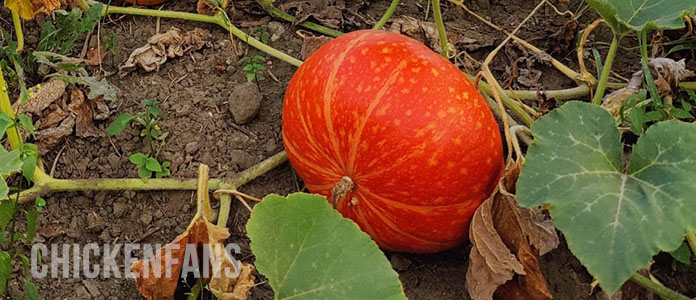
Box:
[35,196,46,212]
[21,144,38,183]
[0,200,15,231]
[669,241,692,265]
[26,208,38,242]
[247,193,407,300]
[586,0,696,35]
[106,113,135,136]
[129,153,148,165]
[517,101,696,294]
[0,112,13,138]
[24,279,43,300]
[0,251,10,293]
[137,165,152,181]
[145,158,162,172]
[17,114,35,134]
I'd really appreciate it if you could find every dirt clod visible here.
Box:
[228,82,262,124]
[230,149,257,169]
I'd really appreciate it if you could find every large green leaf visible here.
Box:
[586,0,696,34]
[517,101,696,294]
[0,251,10,293]
[247,193,407,300]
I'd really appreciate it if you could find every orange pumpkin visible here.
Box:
[282,30,504,253]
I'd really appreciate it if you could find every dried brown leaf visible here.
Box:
[603,57,695,115]
[466,161,559,300]
[119,27,214,76]
[279,0,344,29]
[196,0,216,15]
[388,16,441,51]
[14,79,67,116]
[84,47,108,66]
[131,165,254,300]
[5,0,66,20]
[67,89,101,138]
[300,36,333,59]
[35,115,75,154]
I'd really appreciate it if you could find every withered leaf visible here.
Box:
[279,0,344,29]
[14,79,67,116]
[84,47,108,66]
[67,89,101,138]
[300,35,333,59]
[131,165,254,300]
[196,0,216,15]
[119,27,214,76]
[603,57,695,115]
[466,161,559,300]
[35,115,75,154]
[4,0,65,20]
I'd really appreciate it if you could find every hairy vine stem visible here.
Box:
[373,0,401,30]
[629,273,692,300]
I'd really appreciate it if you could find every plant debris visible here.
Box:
[119,27,214,76]
[4,0,66,19]
[279,0,345,29]
[131,165,255,300]
[84,47,108,66]
[300,35,333,59]
[603,57,695,115]
[466,161,559,300]
[15,80,111,154]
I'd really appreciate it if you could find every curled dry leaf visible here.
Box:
[119,27,214,76]
[387,16,456,53]
[16,80,111,154]
[279,0,344,29]
[84,47,109,66]
[603,57,695,115]
[300,35,333,59]
[466,160,559,300]
[131,165,254,300]
[4,0,65,20]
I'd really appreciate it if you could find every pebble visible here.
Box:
[230,150,257,169]
[267,22,285,42]
[389,254,412,271]
[185,141,199,154]
[82,280,101,298]
[228,82,262,124]
[140,211,153,225]
[74,285,91,300]
[113,202,127,218]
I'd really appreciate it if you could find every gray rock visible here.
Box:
[267,22,285,42]
[228,82,262,124]
[389,253,411,271]
[74,285,91,300]
[185,141,199,154]
[112,202,127,218]
[230,150,257,169]
[140,211,153,225]
[82,280,101,298]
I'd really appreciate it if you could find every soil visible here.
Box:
[1,0,695,299]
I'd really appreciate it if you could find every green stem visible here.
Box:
[257,1,343,37]
[680,82,696,90]
[216,194,233,227]
[0,71,22,150]
[432,0,448,58]
[629,273,691,300]
[686,231,696,257]
[373,0,400,30]
[465,74,536,126]
[97,2,303,67]
[11,10,23,53]
[11,151,288,204]
[592,35,619,105]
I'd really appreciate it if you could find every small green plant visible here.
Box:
[0,112,45,300]
[240,55,266,82]
[37,4,103,55]
[252,25,269,44]
[104,31,119,55]
[107,99,171,181]
[128,153,171,181]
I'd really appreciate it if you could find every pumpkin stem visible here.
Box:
[330,176,355,208]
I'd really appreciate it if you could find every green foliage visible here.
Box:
[517,101,696,294]
[37,3,104,54]
[129,153,171,181]
[240,55,266,82]
[252,26,270,44]
[247,193,407,300]
[585,0,696,35]
[104,31,119,55]
[24,279,43,300]
[669,241,692,265]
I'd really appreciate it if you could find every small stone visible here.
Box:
[74,285,91,300]
[267,22,285,42]
[82,280,101,298]
[112,202,127,218]
[86,212,105,232]
[94,192,107,206]
[389,254,411,271]
[230,150,257,169]
[154,209,164,219]
[228,82,262,124]
[99,231,112,243]
[185,141,199,154]
[265,139,278,153]
[140,212,153,225]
